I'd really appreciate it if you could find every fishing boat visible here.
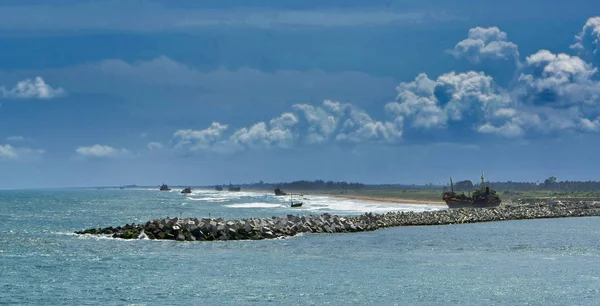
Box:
[290,194,303,208]
[159,183,171,191]
[181,187,192,194]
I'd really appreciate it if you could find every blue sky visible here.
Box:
[2,0,600,188]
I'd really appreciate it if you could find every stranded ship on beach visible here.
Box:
[442,172,501,208]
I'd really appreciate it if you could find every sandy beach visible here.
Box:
[244,188,446,206]
[323,194,446,206]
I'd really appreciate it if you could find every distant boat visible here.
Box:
[228,182,241,192]
[274,188,287,196]
[159,183,171,191]
[290,194,303,208]
[181,187,192,194]
[119,186,125,190]
[215,185,223,191]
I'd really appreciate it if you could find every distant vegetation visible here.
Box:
[243,180,365,190]
[449,176,600,193]
[238,176,600,201]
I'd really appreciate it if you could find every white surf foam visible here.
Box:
[224,203,285,209]
[186,196,228,202]
[300,195,443,214]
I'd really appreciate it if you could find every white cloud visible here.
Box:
[161,15,600,147]
[173,122,228,151]
[336,111,403,144]
[0,144,18,159]
[292,103,339,144]
[447,26,520,64]
[75,144,129,158]
[385,71,512,132]
[516,50,600,107]
[147,142,163,150]
[228,121,296,150]
[0,144,45,161]
[0,77,65,99]
[571,16,600,56]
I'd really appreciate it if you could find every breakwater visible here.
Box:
[75,200,600,241]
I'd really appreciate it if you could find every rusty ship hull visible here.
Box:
[443,172,502,209]
[445,199,501,209]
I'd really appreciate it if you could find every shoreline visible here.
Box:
[242,188,446,206]
[322,194,446,206]
[76,200,600,241]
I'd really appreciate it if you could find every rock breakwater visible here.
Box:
[75,200,600,241]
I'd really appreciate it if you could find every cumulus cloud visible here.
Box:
[448,26,520,64]
[571,16,600,56]
[516,50,600,107]
[384,19,600,138]
[292,103,339,144]
[0,77,65,99]
[385,71,513,135]
[75,144,129,158]
[171,100,407,154]
[173,122,229,151]
[336,110,403,144]
[165,16,600,149]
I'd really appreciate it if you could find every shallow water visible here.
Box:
[1,188,599,305]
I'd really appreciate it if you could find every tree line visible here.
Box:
[452,176,600,192]
[244,180,365,190]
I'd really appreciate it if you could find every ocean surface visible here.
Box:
[2,188,600,305]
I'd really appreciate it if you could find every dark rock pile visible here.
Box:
[75,200,600,241]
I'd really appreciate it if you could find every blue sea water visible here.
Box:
[1,188,600,305]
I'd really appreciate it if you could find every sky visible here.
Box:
[2,0,600,188]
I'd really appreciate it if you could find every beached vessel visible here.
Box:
[181,187,192,194]
[442,172,501,208]
[215,185,223,191]
[228,183,241,192]
[159,183,171,191]
[274,188,287,196]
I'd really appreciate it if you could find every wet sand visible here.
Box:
[318,194,446,206]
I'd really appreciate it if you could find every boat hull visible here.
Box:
[445,200,501,208]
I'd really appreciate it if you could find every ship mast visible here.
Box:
[480,171,485,187]
[450,176,454,193]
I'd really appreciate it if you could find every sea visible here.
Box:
[1,188,600,305]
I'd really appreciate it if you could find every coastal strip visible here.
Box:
[322,194,445,205]
[75,200,600,241]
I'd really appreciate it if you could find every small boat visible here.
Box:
[290,194,303,208]
[215,185,223,191]
[159,183,171,191]
[181,187,192,194]
[274,188,287,196]
[228,182,241,192]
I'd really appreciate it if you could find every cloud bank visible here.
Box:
[0,1,455,31]
[170,15,600,154]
